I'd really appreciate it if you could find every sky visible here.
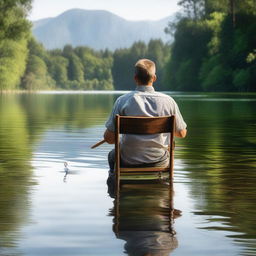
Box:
[29,0,180,21]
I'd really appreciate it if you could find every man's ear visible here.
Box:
[153,75,157,82]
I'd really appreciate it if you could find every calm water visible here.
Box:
[0,91,255,256]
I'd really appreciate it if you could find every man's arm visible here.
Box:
[174,128,187,138]
[104,129,115,144]
[104,96,122,144]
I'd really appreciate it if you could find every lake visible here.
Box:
[0,91,255,256]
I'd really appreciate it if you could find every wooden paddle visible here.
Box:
[91,139,106,149]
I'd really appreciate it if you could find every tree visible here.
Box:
[178,0,205,19]
[22,55,55,90]
[112,40,170,90]
[0,39,28,90]
[0,0,31,91]
[67,54,84,84]
[47,56,69,87]
[165,0,256,92]
[112,41,147,90]
[165,18,212,91]
[0,0,32,41]
[147,39,170,90]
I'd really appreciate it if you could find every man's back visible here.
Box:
[105,86,186,166]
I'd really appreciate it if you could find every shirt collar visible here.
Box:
[135,85,155,93]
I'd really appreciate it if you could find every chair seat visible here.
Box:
[120,167,169,182]
[120,167,169,173]
[120,172,169,183]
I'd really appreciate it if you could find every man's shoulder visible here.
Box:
[153,91,171,97]
[116,91,137,101]
[151,91,175,102]
[117,90,175,103]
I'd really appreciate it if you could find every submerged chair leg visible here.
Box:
[114,191,120,237]
[169,179,175,234]
[115,167,120,197]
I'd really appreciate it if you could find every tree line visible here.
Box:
[164,0,256,91]
[21,37,169,90]
[0,0,255,91]
[21,39,114,90]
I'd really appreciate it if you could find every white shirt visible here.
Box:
[105,86,187,165]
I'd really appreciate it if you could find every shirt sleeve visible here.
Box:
[105,97,121,132]
[173,100,187,132]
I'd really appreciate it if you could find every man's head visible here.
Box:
[134,59,156,85]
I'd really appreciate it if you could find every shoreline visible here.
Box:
[1,89,256,96]
[0,90,31,94]
[0,89,131,95]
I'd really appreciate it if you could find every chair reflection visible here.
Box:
[108,181,181,256]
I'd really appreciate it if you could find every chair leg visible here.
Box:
[115,166,120,198]
[169,180,175,234]
[114,192,120,236]
[169,148,174,184]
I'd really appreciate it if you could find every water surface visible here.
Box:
[0,92,255,256]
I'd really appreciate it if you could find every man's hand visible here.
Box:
[104,129,115,144]
[174,128,187,138]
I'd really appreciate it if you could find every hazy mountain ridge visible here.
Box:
[32,9,173,50]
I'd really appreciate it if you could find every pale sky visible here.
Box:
[29,0,180,21]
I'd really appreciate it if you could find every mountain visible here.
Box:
[32,9,174,50]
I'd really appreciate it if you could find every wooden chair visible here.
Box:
[115,114,175,196]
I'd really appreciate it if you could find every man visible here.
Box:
[104,59,187,173]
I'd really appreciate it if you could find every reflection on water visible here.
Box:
[174,93,256,256]
[0,95,32,253]
[0,92,255,256]
[0,93,115,255]
[109,182,180,256]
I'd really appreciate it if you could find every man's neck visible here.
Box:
[137,82,153,87]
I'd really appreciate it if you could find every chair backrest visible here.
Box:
[117,115,175,135]
[114,115,175,196]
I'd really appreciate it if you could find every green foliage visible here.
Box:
[205,0,256,16]
[67,54,84,83]
[178,0,205,20]
[22,55,55,90]
[13,37,115,91]
[27,37,48,60]
[165,0,256,92]
[112,40,170,90]
[0,39,28,90]
[204,0,229,15]
[74,46,113,83]
[112,48,134,90]
[48,56,69,87]
[246,50,256,63]
[0,0,32,41]
[233,69,250,90]
[46,44,114,90]
[0,0,31,91]
[147,39,170,90]
[200,58,233,91]
[176,60,198,91]
[205,12,225,55]
[165,18,212,91]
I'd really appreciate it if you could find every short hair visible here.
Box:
[135,59,156,84]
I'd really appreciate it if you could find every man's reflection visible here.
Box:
[109,182,181,256]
